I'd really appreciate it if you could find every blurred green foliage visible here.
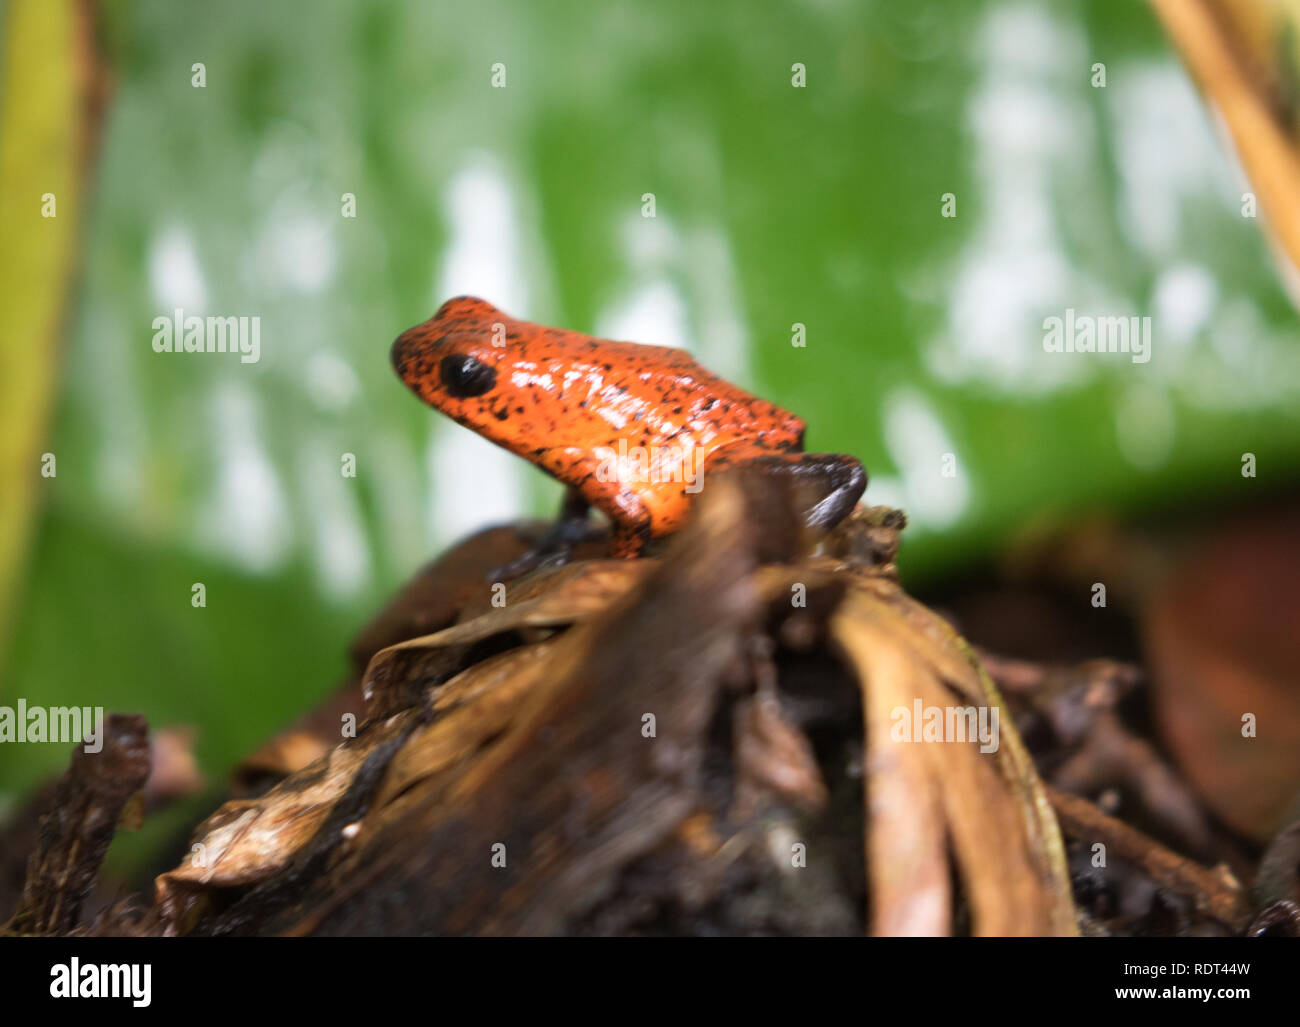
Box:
[3,0,1299,813]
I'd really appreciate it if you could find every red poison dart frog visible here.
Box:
[392,297,866,575]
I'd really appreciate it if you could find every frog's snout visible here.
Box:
[390,327,425,384]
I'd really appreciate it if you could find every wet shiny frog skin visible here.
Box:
[392,296,866,573]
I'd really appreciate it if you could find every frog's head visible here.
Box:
[391,296,513,429]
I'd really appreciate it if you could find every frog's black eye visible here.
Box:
[440,354,496,398]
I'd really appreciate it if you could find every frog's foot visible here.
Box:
[487,489,602,581]
[707,448,867,533]
[794,452,868,530]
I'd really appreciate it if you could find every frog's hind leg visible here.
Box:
[795,452,868,530]
[488,487,603,580]
[706,448,867,533]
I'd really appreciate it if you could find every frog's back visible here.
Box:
[568,337,807,453]
[399,297,807,458]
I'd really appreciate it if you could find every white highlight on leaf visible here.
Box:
[597,214,751,383]
[428,425,525,549]
[299,438,371,600]
[1151,264,1216,349]
[883,389,969,529]
[923,4,1104,393]
[199,384,290,572]
[148,225,208,314]
[598,277,690,352]
[258,200,336,294]
[436,153,530,314]
[1109,63,1230,257]
[303,351,361,412]
[428,154,533,544]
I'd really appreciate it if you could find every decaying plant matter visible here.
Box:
[8,473,1286,936]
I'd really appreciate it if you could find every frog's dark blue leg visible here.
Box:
[488,487,601,581]
[706,449,867,533]
[795,452,868,530]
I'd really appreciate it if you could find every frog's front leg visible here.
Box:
[489,454,653,579]
[563,460,653,558]
[488,486,602,580]
[705,445,867,533]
